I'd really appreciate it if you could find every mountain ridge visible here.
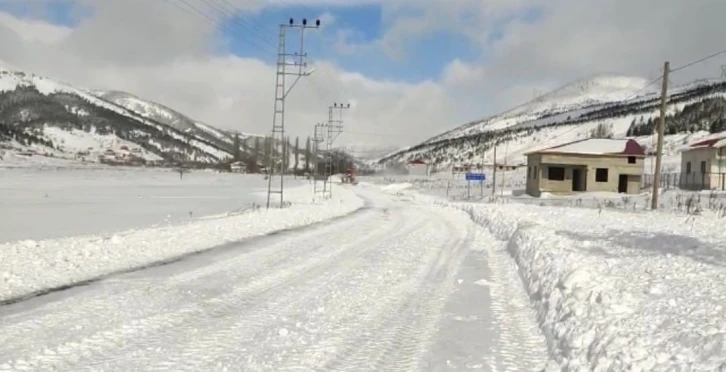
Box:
[379,74,726,169]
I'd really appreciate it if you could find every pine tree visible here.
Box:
[305,136,311,172]
[293,136,299,174]
[232,133,241,161]
[253,137,260,167]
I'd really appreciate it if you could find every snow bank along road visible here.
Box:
[0,184,550,371]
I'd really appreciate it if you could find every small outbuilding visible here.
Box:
[680,136,726,190]
[407,159,430,176]
[524,138,646,197]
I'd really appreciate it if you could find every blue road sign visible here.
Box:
[465,173,486,181]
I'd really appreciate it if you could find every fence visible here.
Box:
[641,172,726,191]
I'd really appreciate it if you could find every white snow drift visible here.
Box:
[449,201,726,371]
[0,184,364,302]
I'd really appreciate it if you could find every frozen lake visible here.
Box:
[0,167,304,243]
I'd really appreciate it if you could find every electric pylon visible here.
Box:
[266,17,320,209]
[323,103,350,198]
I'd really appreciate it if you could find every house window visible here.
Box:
[595,168,609,182]
[547,166,565,180]
[686,162,691,174]
[628,156,636,164]
[701,161,707,174]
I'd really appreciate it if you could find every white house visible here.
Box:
[407,159,430,176]
[680,136,726,190]
[230,161,246,173]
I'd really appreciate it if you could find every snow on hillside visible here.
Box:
[427,75,657,143]
[40,126,162,161]
[383,76,726,170]
[194,122,234,143]
[99,91,193,131]
[0,68,236,163]
[97,91,266,147]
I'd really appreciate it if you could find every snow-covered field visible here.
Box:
[0,167,282,243]
[0,174,363,302]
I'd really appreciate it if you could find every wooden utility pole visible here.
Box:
[651,61,670,210]
[492,145,497,196]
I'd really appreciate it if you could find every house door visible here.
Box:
[618,174,628,193]
[572,168,583,191]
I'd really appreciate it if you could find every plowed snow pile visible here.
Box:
[446,201,726,371]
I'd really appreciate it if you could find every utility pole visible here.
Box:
[721,65,726,79]
[651,61,670,210]
[312,123,326,198]
[266,17,320,209]
[492,145,497,196]
[500,141,509,197]
[323,102,350,198]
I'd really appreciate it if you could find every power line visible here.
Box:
[622,76,663,101]
[476,47,726,161]
[169,0,276,57]
[671,48,726,73]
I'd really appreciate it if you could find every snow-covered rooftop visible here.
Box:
[530,138,645,156]
[689,136,726,149]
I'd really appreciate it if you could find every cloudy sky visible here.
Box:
[0,0,725,150]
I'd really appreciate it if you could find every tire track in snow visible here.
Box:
[485,235,551,371]
[0,187,552,372]
[128,205,433,371]
[310,209,475,372]
[0,205,416,371]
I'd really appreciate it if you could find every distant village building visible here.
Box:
[524,138,645,197]
[407,159,430,176]
[680,136,726,190]
[230,161,247,173]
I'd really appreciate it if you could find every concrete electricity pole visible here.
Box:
[492,145,497,196]
[323,103,350,198]
[651,61,670,210]
[266,17,320,209]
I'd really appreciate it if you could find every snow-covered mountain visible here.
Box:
[0,66,354,172]
[0,69,239,165]
[379,74,726,170]
[344,144,404,162]
[96,90,262,148]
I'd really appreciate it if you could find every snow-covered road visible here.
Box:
[0,185,549,371]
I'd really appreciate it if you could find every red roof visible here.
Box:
[690,137,725,148]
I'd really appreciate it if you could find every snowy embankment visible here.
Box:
[447,201,726,370]
[0,184,364,303]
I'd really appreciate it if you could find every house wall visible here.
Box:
[525,154,543,196]
[681,148,718,190]
[408,163,429,176]
[526,152,644,196]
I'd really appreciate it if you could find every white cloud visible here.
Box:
[1,0,725,150]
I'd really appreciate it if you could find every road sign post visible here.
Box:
[465,173,486,199]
